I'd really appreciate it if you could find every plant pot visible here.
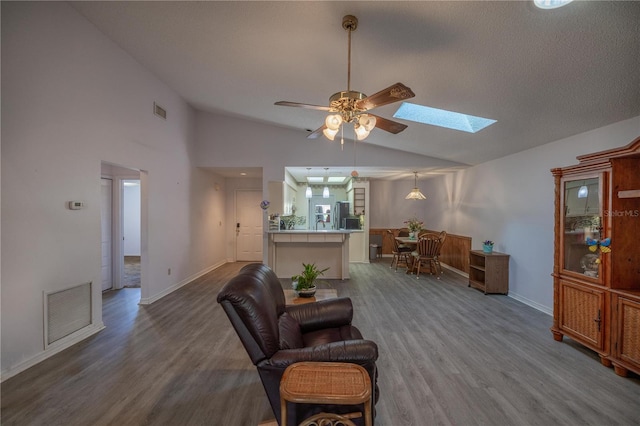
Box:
[296,286,317,298]
[483,244,494,254]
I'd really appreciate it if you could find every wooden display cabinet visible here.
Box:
[551,137,640,377]
[469,250,510,295]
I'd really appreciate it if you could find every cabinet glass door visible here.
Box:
[562,177,602,278]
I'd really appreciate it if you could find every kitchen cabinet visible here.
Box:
[551,137,640,377]
[354,188,365,215]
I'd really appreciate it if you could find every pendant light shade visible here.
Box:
[406,171,426,200]
[323,167,330,198]
[305,167,312,198]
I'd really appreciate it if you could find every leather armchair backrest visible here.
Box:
[217,263,284,363]
[238,263,286,316]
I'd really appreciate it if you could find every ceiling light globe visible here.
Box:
[359,114,377,131]
[325,114,343,131]
[322,127,338,141]
[354,124,369,140]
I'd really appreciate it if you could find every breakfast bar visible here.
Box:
[267,230,351,279]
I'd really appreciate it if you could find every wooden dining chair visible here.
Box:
[387,230,411,271]
[412,233,442,279]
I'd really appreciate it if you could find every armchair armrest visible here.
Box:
[267,339,378,367]
[285,297,353,332]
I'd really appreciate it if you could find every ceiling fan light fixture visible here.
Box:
[354,124,369,140]
[359,114,376,131]
[325,114,343,130]
[323,127,338,141]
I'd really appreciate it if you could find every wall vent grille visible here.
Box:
[45,282,92,346]
[153,102,167,120]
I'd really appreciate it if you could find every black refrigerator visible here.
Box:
[334,201,350,230]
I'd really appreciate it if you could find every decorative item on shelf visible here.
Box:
[483,240,494,253]
[586,237,612,254]
[260,200,270,211]
[291,263,329,298]
[404,216,424,239]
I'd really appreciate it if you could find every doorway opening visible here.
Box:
[122,179,141,288]
[100,162,146,308]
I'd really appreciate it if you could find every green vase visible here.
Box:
[483,244,493,254]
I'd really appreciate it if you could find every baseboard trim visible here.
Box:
[441,262,468,278]
[1,322,105,383]
[509,292,552,316]
[138,260,227,305]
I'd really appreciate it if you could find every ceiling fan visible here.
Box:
[275,15,415,142]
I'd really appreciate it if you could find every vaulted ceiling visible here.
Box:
[71,1,640,180]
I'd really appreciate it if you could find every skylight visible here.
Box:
[393,103,497,133]
[328,176,346,183]
[533,0,573,9]
[307,177,324,183]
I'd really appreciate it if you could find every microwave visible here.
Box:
[343,217,360,230]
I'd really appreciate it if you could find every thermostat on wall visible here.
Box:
[68,201,85,210]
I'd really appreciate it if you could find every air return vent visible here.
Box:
[153,102,167,120]
[44,282,92,347]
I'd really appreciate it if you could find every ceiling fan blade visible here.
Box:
[307,125,327,139]
[356,82,415,111]
[370,114,408,134]
[275,101,331,111]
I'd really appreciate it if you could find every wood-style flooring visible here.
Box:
[2,260,639,425]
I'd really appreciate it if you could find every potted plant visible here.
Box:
[291,262,329,297]
[404,217,424,239]
[483,240,494,254]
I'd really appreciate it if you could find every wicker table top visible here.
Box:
[280,362,371,405]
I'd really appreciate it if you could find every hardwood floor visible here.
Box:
[2,260,639,425]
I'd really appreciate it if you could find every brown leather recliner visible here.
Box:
[217,263,379,425]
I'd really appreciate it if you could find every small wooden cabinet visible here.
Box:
[468,250,509,294]
[551,137,640,377]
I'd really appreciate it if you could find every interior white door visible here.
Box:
[100,178,113,291]
[236,190,263,261]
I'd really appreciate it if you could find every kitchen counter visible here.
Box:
[267,230,352,279]
[268,229,361,233]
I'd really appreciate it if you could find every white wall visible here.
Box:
[1,3,226,378]
[420,116,640,313]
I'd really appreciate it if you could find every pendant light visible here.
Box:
[305,167,312,198]
[323,168,330,198]
[405,171,426,200]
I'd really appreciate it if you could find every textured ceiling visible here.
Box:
[71,1,640,180]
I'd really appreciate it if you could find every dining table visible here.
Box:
[395,236,419,273]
